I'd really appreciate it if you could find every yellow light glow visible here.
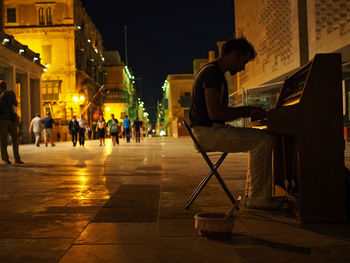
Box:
[73,96,79,102]
[79,96,85,101]
[106,107,110,111]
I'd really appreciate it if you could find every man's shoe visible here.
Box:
[3,160,11,165]
[244,196,284,210]
[36,144,40,147]
[45,143,48,147]
[52,144,55,147]
[15,160,24,164]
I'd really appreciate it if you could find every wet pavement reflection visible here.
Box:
[0,138,349,262]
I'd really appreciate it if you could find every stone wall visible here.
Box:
[235,0,301,89]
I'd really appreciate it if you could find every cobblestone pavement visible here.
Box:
[0,137,349,263]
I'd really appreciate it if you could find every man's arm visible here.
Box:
[28,122,32,133]
[205,88,266,121]
[9,91,18,106]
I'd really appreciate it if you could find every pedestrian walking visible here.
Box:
[107,114,119,146]
[77,114,88,146]
[29,113,43,147]
[0,81,23,164]
[96,115,106,146]
[123,115,131,143]
[133,117,141,143]
[42,112,55,147]
[68,116,79,146]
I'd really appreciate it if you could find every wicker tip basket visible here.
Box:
[194,212,234,239]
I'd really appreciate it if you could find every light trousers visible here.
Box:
[192,123,274,199]
[0,120,21,162]
[34,132,41,146]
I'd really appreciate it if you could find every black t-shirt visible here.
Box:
[133,120,140,130]
[189,62,228,127]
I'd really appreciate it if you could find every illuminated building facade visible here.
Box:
[0,31,43,143]
[4,0,105,140]
[233,0,350,122]
[161,74,194,137]
[103,51,149,134]
[102,51,132,121]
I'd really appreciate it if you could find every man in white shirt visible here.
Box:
[29,113,43,147]
[77,114,88,146]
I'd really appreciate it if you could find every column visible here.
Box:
[4,66,15,92]
[20,73,31,143]
[30,79,41,118]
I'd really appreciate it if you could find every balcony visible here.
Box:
[104,90,129,103]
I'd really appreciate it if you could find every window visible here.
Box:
[39,8,44,25]
[7,8,16,23]
[42,80,61,101]
[46,7,52,25]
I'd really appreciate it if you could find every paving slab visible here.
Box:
[0,137,349,263]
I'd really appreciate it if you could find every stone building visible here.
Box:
[233,0,350,119]
[0,0,43,144]
[102,51,135,121]
[0,31,43,143]
[4,0,105,140]
[161,74,194,137]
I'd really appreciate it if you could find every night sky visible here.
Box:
[80,0,235,125]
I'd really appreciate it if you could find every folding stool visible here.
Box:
[183,120,237,209]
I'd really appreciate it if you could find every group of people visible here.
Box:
[0,81,59,164]
[29,112,56,147]
[68,114,89,147]
[95,114,143,146]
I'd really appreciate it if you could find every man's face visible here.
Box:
[226,51,252,76]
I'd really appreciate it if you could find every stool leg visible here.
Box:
[186,153,228,209]
[201,152,236,206]
[212,169,236,206]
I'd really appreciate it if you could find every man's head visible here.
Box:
[46,112,51,117]
[36,113,40,118]
[80,114,83,119]
[220,37,256,75]
[111,114,114,119]
[73,116,76,120]
[125,115,128,118]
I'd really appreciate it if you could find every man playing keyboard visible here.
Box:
[189,37,283,210]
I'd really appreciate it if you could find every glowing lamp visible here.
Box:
[106,107,110,112]
[73,96,79,102]
[79,96,85,101]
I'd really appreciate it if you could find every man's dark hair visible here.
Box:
[221,37,257,60]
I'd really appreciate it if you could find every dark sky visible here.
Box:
[80,0,235,125]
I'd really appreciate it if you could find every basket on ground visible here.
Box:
[194,212,234,238]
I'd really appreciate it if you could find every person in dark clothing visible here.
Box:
[107,114,120,146]
[133,117,141,143]
[190,37,283,210]
[42,112,55,147]
[0,81,23,164]
[68,116,79,146]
